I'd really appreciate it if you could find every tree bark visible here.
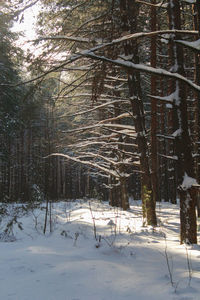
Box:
[193,1,200,217]
[150,0,160,203]
[168,0,197,244]
[119,0,157,225]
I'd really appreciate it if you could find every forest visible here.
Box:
[1,0,200,238]
[1,0,200,299]
[1,0,200,242]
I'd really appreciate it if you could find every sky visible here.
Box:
[12,2,39,51]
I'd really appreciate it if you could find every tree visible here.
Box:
[16,0,200,242]
[166,0,197,244]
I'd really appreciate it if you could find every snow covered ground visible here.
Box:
[0,199,200,300]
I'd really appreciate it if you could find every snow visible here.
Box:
[15,29,200,89]
[0,200,200,300]
[182,0,196,4]
[159,154,178,160]
[180,172,198,190]
[166,103,172,108]
[176,39,200,51]
[172,128,182,137]
[82,52,200,94]
[148,91,181,106]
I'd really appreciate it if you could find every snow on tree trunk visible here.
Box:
[179,188,197,244]
[119,0,157,225]
[193,1,200,217]
[168,0,197,244]
[150,0,160,203]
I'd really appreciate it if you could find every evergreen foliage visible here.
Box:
[0,0,200,244]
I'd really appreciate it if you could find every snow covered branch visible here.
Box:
[45,153,121,178]
[82,52,200,93]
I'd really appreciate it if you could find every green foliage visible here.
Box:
[0,8,60,203]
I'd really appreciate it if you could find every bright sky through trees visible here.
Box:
[12,3,39,51]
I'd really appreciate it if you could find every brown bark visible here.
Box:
[165,0,178,204]
[180,188,197,244]
[120,177,129,210]
[193,1,200,217]
[150,0,160,203]
[168,0,197,244]
[119,0,157,225]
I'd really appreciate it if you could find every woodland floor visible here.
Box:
[0,199,200,300]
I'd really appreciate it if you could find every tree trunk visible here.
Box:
[120,177,129,210]
[168,0,197,244]
[193,1,200,217]
[119,0,157,225]
[180,188,197,244]
[150,0,160,204]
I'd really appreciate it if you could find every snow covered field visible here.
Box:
[0,199,200,300]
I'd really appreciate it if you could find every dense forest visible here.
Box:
[1,0,200,245]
